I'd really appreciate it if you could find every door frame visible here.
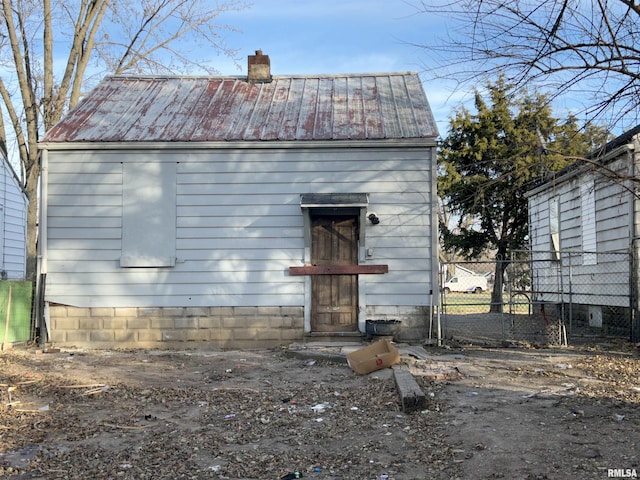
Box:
[301,203,369,333]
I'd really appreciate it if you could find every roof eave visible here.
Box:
[38,137,438,151]
[525,143,635,197]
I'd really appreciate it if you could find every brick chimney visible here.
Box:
[247,50,272,84]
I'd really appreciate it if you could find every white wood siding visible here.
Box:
[45,146,435,308]
[528,155,632,307]
[0,156,28,279]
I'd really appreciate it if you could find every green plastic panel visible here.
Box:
[0,281,33,343]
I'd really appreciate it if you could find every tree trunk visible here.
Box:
[489,256,508,313]
[25,157,40,280]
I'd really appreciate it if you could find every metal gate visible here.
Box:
[439,250,634,346]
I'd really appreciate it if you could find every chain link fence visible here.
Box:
[438,250,634,346]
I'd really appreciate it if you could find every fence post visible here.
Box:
[567,252,573,336]
[631,241,640,343]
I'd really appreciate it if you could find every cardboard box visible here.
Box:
[347,339,400,375]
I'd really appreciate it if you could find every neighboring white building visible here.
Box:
[452,265,480,278]
[37,52,439,348]
[527,125,640,341]
[0,147,28,280]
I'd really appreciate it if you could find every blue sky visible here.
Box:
[214,0,467,136]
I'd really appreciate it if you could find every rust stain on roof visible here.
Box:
[42,73,438,143]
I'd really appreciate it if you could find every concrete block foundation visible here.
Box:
[48,305,305,349]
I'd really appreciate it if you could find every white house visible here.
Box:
[37,51,439,348]
[526,125,640,341]
[0,147,28,280]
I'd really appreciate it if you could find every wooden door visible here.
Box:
[311,214,358,332]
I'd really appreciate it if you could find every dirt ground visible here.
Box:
[0,339,638,480]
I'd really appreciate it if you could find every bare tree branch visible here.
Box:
[0,0,249,278]
[417,0,640,128]
[0,77,27,177]
[67,0,110,109]
[43,0,53,126]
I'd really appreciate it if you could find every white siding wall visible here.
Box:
[0,155,28,279]
[528,155,632,307]
[45,145,435,309]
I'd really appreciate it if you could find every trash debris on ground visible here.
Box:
[555,364,572,370]
[346,339,400,375]
[280,471,303,479]
[311,402,333,413]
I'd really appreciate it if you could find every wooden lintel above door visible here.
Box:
[289,264,388,275]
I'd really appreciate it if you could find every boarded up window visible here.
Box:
[549,197,560,260]
[120,162,177,267]
[581,179,597,265]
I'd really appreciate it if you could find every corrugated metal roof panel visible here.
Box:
[42,73,438,143]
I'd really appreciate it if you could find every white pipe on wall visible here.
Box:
[38,150,48,275]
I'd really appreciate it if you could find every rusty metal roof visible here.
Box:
[42,73,438,143]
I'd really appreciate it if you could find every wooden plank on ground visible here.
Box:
[392,365,426,413]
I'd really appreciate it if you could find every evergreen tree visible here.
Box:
[438,78,608,311]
